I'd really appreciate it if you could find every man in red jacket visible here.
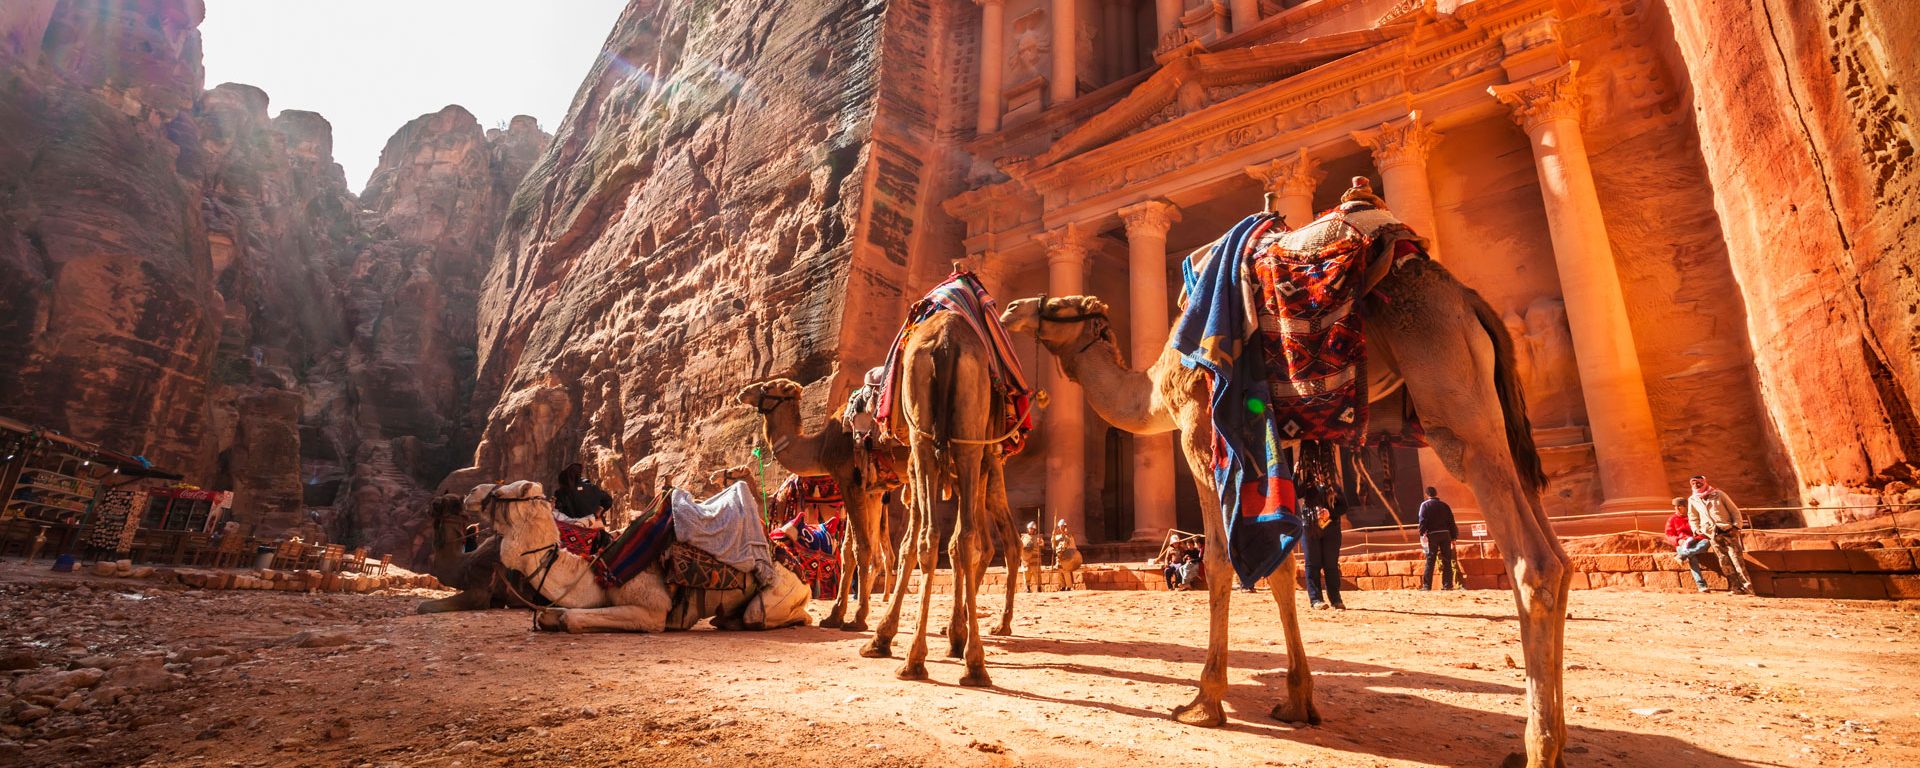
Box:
[1665,497,1712,593]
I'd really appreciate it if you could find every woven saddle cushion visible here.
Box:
[660,542,751,591]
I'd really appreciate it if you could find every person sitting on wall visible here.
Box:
[1687,474,1754,595]
[1665,496,1714,593]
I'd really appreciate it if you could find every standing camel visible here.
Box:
[1000,235,1568,765]
[464,479,812,633]
[736,378,897,631]
[856,309,1019,685]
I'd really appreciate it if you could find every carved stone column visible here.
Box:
[1155,0,1181,40]
[1230,0,1259,32]
[1119,200,1181,541]
[976,0,1006,133]
[1039,224,1096,539]
[1244,148,1323,229]
[1352,111,1442,258]
[1492,64,1669,511]
[1050,0,1078,104]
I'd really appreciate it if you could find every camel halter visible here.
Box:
[480,489,589,625]
[1031,293,1113,355]
[751,390,797,415]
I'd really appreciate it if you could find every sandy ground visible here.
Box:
[2,563,1917,768]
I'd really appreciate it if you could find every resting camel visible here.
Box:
[999,215,1569,766]
[857,308,1022,685]
[736,378,899,632]
[463,477,812,633]
[414,493,543,614]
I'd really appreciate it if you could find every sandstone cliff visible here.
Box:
[0,0,549,562]
[465,0,913,499]
[1662,0,1920,521]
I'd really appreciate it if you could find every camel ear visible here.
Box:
[1085,297,1109,316]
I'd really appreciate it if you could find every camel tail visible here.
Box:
[1466,289,1546,493]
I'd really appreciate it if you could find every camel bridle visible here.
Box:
[478,487,586,622]
[751,390,798,415]
[1030,293,1113,354]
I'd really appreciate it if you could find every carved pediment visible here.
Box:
[1028,23,1417,169]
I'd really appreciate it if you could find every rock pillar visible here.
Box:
[1244,148,1323,230]
[1119,200,1181,541]
[1491,64,1669,511]
[1230,0,1259,32]
[976,0,1006,133]
[1352,112,1442,259]
[1155,0,1181,40]
[1039,225,1096,540]
[1051,0,1078,105]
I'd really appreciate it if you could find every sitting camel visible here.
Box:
[857,307,1023,686]
[416,493,544,614]
[736,378,899,632]
[464,478,812,633]
[1000,215,1569,765]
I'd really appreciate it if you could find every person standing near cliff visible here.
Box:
[1417,487,1459,591]
[1686,475,1754,595]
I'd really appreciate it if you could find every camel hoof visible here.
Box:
[947,638,967,659]
[896,662,928,681]
[819,615,845,629]
[840,620,868,633]
[859,639,892,658]
[533,609,566,632]
[1269,699,1322,726]
[958,669,992,688]
[989,624,1012,637]
[1171,700,1225,727]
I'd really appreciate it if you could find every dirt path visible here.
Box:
[3,564,1916,767]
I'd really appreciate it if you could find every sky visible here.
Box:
[200,1,629,192]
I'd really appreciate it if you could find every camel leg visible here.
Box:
[548,604,669,634]
[1171,417,1231,727]
[820,517,856,630]
[415,586,495,614]
[988,455,1017,636]
[952,445,992,686]
[898,442,940,680]
[1265,553,1320,724]
[847,491,886,632]
[861,489,922,658]
[1384,308,1570,768]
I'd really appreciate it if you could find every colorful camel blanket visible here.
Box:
[668,482,778,584]
[1171,212,1303,588]
[554,519,608,559]
[772,514,844,600]
[590,493,675,588]
[871,269,1035,455]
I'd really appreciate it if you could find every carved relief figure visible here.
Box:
[1011,10,1049,82]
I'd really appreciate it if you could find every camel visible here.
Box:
[741,377,1023,656]
[999,217,1569,766]
[463,478,812,633]
[855,308,1024,686]
[736,378,899,632]
[415,493,540,614]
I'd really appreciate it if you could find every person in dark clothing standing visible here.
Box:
[553,463,614,526]
[1300,481,1347,610]
[1417,486,1459,591]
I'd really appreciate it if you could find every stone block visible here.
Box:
[1782,550,1852,573]
[1887,575,1920,599]
[1365,561,1388,577]
[1462,558,1504,576]
[1771,576,1821,598]
[1593,554,1633,573]
[1568,572,1592,590]
[1386,560,1415,576]
[1463,574,1501,590]
[1859,548,1917,573]
[1567,555,1599,572]
[1787,539,1839,551]
[1626,554,1655,572]
[1340,563,1367,578]
[1745,550,1791,572]
[1820,574,1889,600]
[1746,570,1774,597]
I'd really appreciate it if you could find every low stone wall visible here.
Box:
[78,563,442,594]
[892,543,1920,600]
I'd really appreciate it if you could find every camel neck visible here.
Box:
[1048,336,1176,435]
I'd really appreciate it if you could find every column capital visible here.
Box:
[1489,63,1584,134]
[1038,223,1099,267]
[1244,147,1324,199]
[1351,111,1441,170]
[1118,199,1182,239]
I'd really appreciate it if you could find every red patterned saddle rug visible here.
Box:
[1252,202,1428,445]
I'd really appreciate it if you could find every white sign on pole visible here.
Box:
[1471,523,1489,538]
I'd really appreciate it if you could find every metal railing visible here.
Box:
[1336,502,1920,555]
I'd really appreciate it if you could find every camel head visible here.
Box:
[736,378,804,415]
[462,480,549,531]
[707,464,754,489]
[1000,295,1113,353]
